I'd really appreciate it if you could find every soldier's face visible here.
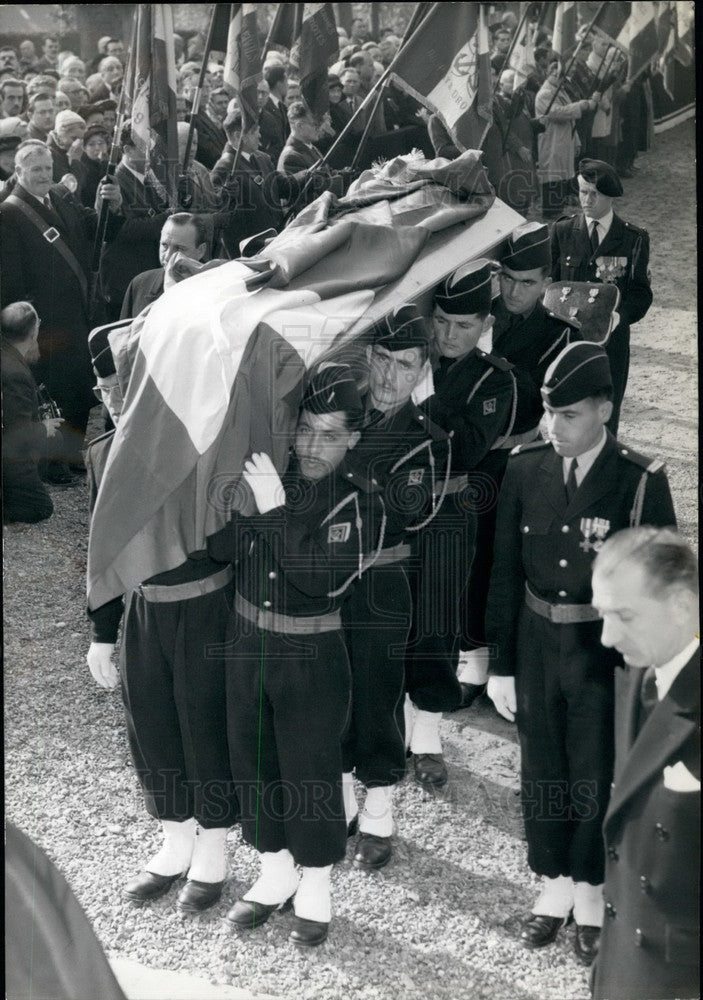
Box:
[367,344,426,412]
[432,305,490,361]
[499,265,550,315]
[578,177,613,220]
[542,397,612,458]
[295,410,360,481]
[592,562,694,668]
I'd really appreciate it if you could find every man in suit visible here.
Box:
[551,159,652,436]
[259,64,290,166]
[120,213,208,319]
[591,528,699,1000]
[26,91,56,141]
[0,140,122,464]
[277,101,350,212]
[186,85,227,171]
[485,343,676,965]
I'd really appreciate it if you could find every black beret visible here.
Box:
[371,303,429,353]
[578,158,623,197]
[541,342,612,407]
[301,364,362,416]
[502,222,550,271]
[434,259,493,316]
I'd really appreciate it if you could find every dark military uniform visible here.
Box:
[486,432,676,884]
[342,400,449,787]
[209,463,382,868]
[405,349,515,711]
[550,212,652,434]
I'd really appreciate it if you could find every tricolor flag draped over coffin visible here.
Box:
[87,151,497,609]
[388,2,493,152]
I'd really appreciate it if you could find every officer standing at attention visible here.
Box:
[405,260,516,789]
[459,222,580,705]
[210,366,382,948]
[550,159,652,436]
[485,343,676,965]
[341,305,449,870]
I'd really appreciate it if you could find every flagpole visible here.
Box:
[182,2,222,177]
[492,1,532,96]
[543,1,607,116]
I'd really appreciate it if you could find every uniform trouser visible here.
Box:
[605,322,630,437]
[461,449,510,650]
[405,493,477,712]
[2,460,53,524]
[120,583,239,828]
[342,563,411,786]
[225,613,350,868]
[516,606,615,884]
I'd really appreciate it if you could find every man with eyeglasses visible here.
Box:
[456,222,580,707]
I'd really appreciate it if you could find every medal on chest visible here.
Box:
[579,517,611,553]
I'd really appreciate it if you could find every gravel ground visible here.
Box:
[3,120,696,1000]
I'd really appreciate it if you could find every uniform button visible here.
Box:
[346,472,353,478]
[655,823,670,841]
[418,414,424,420]
[523,526,530,533]
[635,928,643,947]
[605,901,616,919]
[607,846,619,861]
[640,875,651,893]
[558,590,567,598]
[561,525,570,533]
[559,558,568,567]
[621,448,629,455]
[263,600,272,608]
[268,571,276,580]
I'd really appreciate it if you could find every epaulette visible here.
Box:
[510,438,550,457]
[554,212,577,226]
[617,443,664,474]
[623,220,648,238]
[410,402,449,442]
[340,465,382,494]
[477,350,514,372]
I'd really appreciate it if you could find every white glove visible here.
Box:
[243,452,285,513]
[87,642,119,690]
[487,675,517,722]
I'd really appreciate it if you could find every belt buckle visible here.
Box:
[43,226,60,243]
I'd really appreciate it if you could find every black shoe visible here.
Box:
[176,878,224,914]
[520,913,567,949]
[123,870,183,904]
[412,753,448,788]
[289,915,329,947]
[456,682,487,710]
[226,896,293,929]
[574,924,601,965]
[347,815,359,838]
[353,833,392,871]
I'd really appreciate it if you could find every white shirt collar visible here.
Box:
[122,161,145,183]
[585,208,614,242]
[563,429,607,484]
[654,637,699,700]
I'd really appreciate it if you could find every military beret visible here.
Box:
[578,158,623,197]
[541,342,612,407]
[371,303,429,353]
[434,259,493,316]
[502,221,551,271]
[88,323,117,378]
[302,364,363,416]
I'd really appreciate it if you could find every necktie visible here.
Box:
[43,196,51,209]
[589,220,599,256]
[565,458,578,504]
[638,666,659,729]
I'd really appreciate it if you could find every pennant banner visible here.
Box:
[299,3,339,120]
[223,2,262,130]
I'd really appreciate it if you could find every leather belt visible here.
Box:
[235,591,341,634]
[436,473,468,498]
[525,583,602,623]
[138,564,233,603]
[493,428,540,451]
[361,542,410,572]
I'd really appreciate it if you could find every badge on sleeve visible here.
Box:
[483,397,497,415]
[408,469,424,486]
[328,522,351,543]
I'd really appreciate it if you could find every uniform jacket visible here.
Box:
[1,339,47,462]
[424,350,516,475]
[210,145,285,252]
[259,95,290,165]
[492,299,578,435]
[593,650,700,1000]
[486,433,676,675]
[550,211,652,330]
[119,267,165,320]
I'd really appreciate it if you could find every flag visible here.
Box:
[674,0,694,64]
[222,3,263,130]
[122,4,178,206]
[400,1,434,46]
[625,1,660,79]
[389,2,493,152]
[508,8,536,90]
[265,1,304,53]
[298,4,339,120]
[552,1,578,60]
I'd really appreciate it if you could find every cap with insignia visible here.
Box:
[577,158,623,198]
[541,342,612,407]
[502,221,550,271]
[88,323,118,378]
[302,364,363,416]
[434,259,493,316]
[371,303,429,352]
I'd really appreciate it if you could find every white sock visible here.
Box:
[359,785,393,838]
[457,647,490,685]
[147,818,197,876]
[409,709,443,755]
[187,826,228,883]
[342,772,359,825]
[294,865,332,923]
[403,694,415,750]
[243,849,298,905]
[573,881,604,927]
[531,875,575,918]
